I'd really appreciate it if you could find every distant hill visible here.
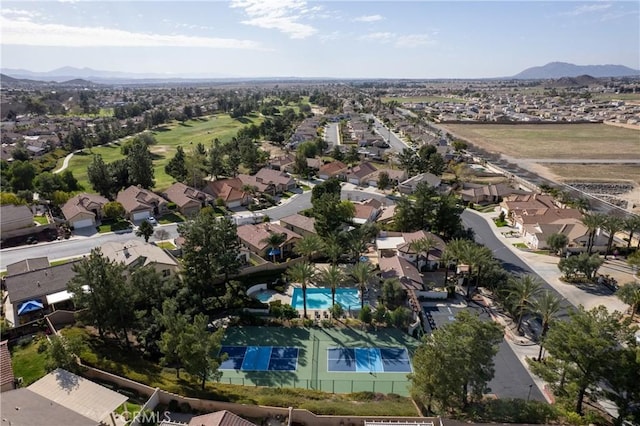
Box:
[546,75,601,87]
[60,78,100,86]
[513,62,640,79]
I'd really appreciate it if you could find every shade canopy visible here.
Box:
[268,248,281,256]
[17,300,44,315]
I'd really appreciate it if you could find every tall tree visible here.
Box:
[507,274,542,334]
[178,210,241,312]
[581,212,607,255]
[410,311,503,413]
[261,231,287,263]
[318,264,347,309]
[286,261,316,319]
[180,315,226,390]
[135,220,154,242]
[624,215,640,248]
[531,290,563,361]
[208,139,225,179]
[157,299,190,379]
[43,334,85,374]
[350,261,375,310]
[602,216,624,259]
[600,345,640,426]
[529,306,635,416]
[410,235,439,270]
[546,232,569,256]
[127,138,155,188]
[87,154,114,198]
[616,281,640,320]
[294,234,325,261]
[165,145,188,182]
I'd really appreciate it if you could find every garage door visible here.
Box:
[132,211,150,221]
[72,218,94,229]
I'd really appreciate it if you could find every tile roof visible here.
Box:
[279,214,316,234]
[101,240,178,268]
[1,389,97,426]
[0,340,14,389]
[379,256,424,291]
[6,257,50,276]
[4,261,80,304]
[163,182,213,208]
[204,178,249,202]
[188,410,256,426]
[116,186,168,213]
[61,193,108,221]
[237,222,302,251]
[0,204,33,226]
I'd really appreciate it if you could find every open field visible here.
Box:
[543,163,640,185]
[64,114,263,192]
[382,96,466,104]
[593,93,640,102]
[441,123,640,160]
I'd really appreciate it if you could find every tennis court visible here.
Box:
[219,326,420,395]
[219,346,299,371]
[327,347,412,373]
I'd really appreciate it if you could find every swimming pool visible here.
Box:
[253,290,276,303]
[291,287,360,311]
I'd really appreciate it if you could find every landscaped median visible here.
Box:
[60,326,419,417]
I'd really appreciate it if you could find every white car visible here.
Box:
[146,216,157,225]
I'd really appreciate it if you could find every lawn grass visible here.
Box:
[50,257,82,266]
[11,336,48,386]
[158,212,185,224]
[33,216,48,225]
[97,219,132,233]
[156,241,176,250]
[61,326,417,416]
[440,123,640,160]
[65,114,264,193]
[513,242,528,249]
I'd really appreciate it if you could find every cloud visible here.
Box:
[353,14,383,23]
[230,0,318,39]
[0,13,262,49]
[562,3,612,16]
[359,32,435,48]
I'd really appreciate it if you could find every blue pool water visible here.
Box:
[253,290,276,303]
[291,287,360,311]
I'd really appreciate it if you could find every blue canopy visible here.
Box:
[268,248,281,256]
[17,299,44,316]
[359,256,369,262]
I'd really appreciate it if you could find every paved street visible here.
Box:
[324,122,341,148]
[367,114,411,153]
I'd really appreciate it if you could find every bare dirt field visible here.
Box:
[441,124,640,160]
[543,163,640,186]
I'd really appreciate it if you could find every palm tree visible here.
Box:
[286,261,315,319]
[625,215,640,248]
[294,234,325,261]
[602,216,624,259]
[261,232,287,263]
[318,264,347,311]
[410,235,439,271]
[616,282,640,321]
[346,230,368,263]
[531,291,563,361]
[581,212,607,255]
[323,234,343,266]
[508,275,543,334]
[350,261,375,310]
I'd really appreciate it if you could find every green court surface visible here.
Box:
[218,326,420,396]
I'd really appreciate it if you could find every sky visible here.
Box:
[1,0,639,79]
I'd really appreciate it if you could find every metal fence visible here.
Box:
[218,377,410,395]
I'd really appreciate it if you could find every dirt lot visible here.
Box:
[441,123,640,160]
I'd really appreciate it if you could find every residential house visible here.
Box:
[3,260,81,326]
[318,160,348,180]
[500,193,558,220]
[0,204,35,240]
[183,410,257,426]
[0,369,129,426]
[5,257,50,276]
[378,256,424,292]
[376,205,397,225]
[0,341,14,392]
[364,168,407,188]
[101,239,180,277]
[162,182,214,217]
[116,186,169,221]
[279,214,317,237]
[376,230,445,271]
[521,220,594,251]
[268,153,296,171]
[398,173,442,194]
[459,183,526,205]
[203,178,252,209]
[352,199,383,225]
[254,168,296,194]
[345,162,377,185]
[61,193,109,229]
[237,222,302,260]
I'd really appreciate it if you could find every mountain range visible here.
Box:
[2,62,639,83]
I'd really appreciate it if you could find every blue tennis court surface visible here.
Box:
[327,347,412,373]
[219,346,299,371]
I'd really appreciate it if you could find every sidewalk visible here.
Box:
[468,209,631,313]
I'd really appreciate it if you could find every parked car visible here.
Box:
[147,216,158,225]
